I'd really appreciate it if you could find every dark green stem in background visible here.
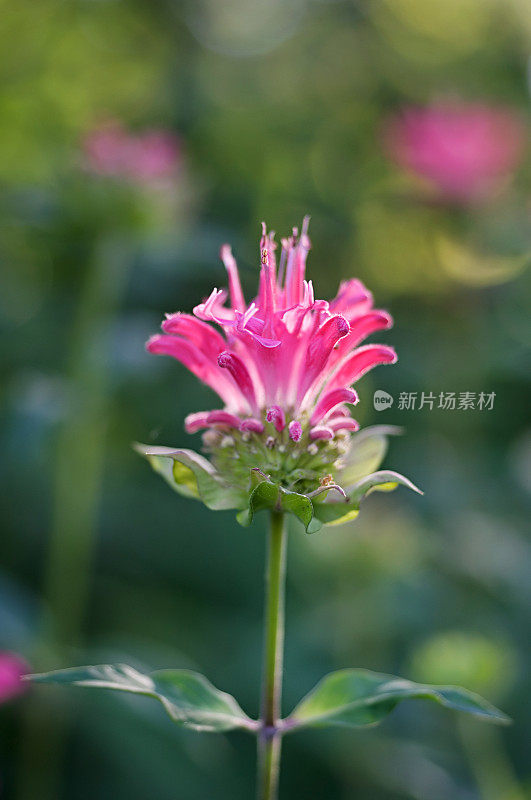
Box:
[16,237,131,800]
[257,511,287,800]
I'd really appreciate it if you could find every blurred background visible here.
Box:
[0,0,530,798]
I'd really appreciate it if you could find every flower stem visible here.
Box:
[257,511,287,800]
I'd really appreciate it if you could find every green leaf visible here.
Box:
[312,469,422,528]
[134,444,245,510]
[287,668,510,731]
[28,664,257,733]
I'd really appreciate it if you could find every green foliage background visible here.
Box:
[0,1,529,798]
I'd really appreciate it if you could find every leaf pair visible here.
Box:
[28,664,509,734]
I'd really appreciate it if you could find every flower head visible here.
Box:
[139,220,420,531]
[384,102,526,204]
[83,121,181,183]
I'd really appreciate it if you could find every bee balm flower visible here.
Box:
[384,102,526,204]
[138,220,420,531]
[83,121,180,183]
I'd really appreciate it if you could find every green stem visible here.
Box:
[16,237,130,800]
[257,511,287,800]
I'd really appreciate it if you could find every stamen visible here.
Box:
[288,420,302,442]
[266,405,286,432]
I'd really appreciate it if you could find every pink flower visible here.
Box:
[384,102,526,203]
[82,121,180,183]
[147,218,395,440]
[140,219,420,530]
[0,652,29,704]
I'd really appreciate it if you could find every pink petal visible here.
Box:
[328,417,360,432]
[329,279,373,317]
[240,418,265,434]
[217,351,259,414]
[324,344,397,394]
[147,334,243,408]
[220,244,245,311]
[311,388,359,425]
[298,314,350,402]
[284,216,310,307]
[162,313,226,361]
[259,223,278,326]
[309,426,334,441]
[193,288,233,324]
[206,411,242,428]
[185,411,211,433]
[347,310,393,345]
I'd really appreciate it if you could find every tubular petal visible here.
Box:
[328,417,360,432]
[146,335,242,408]
[329,279,373,317]
[298,314,350,401]
[311,388,359,425]
[310,426,334,441]
[218,351,259,413]
[206,411,242,428]
[162,313,226,360]
[240,418,265,434]
[323,344,397,394]
[185,412,211,433]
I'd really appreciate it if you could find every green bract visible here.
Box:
[135,426,422,533]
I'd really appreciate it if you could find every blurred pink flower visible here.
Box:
[384,102,526,203]
[82,121,180,182]
[0,652,29,704]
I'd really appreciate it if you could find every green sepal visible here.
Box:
[311,469,422,529]
[237,476,318,532]
[286,668,510,732]
[28,664,257,734]
[134,444,245,510]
